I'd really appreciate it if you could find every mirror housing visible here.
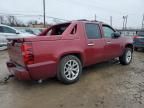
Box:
[111,32,121,38]
[16,31,20,34]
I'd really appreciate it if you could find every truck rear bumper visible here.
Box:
[6,61,57,81]
[6,61,31,80]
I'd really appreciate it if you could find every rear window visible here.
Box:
[2,26,16,33]
[46,23,70,36]
[85,23,101,39]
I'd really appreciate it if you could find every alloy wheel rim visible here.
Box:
[64,60,79,80]
[126,50,132,63]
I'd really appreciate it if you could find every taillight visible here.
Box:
[21,43,34,65]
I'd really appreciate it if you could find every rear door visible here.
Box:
[102,25,122,59]
[85,23,105,65]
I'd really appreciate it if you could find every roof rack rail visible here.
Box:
[91,20,104,23]
[77,19,88,21]
[90,20,98,22]
[75,19,104,23]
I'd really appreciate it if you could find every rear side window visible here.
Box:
[0,26,4,32]
[71,25,77,34]
[46,23,70,36]
[3,27,16,33]
[85,23,101,39]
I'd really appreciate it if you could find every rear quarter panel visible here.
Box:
[27,22,86,79]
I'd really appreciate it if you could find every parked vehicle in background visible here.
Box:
[6,20,133,84]
[117,29,138,38]
[16,27,44,35]
[25,28,42,35]
[133,30,144,51]
[0,36,7,50]
[0,24,35,50]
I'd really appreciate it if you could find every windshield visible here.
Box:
[137,31,144,37]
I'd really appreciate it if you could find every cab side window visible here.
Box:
[85,23,101,39]
[102,26,115,38]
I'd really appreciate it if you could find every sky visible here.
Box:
[0,0,144,28]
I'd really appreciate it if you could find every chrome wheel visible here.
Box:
[64,60,80,80]
[126,50,132,63]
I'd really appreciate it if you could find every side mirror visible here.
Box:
[111,32,121,38]
[16,31,20,34]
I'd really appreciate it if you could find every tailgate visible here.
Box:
[7,39,25,67]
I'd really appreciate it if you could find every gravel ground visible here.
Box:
[0,50,144,108]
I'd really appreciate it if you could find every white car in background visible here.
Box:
[0,24,35,51]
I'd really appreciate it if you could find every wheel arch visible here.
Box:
[125,44,133,52]
[58,52,84,66]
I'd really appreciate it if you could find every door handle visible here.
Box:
[106,41,112,44]
[88,43,95,46]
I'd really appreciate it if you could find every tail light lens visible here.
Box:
[21,43,34,65]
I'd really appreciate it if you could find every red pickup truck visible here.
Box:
[6,20,133,84]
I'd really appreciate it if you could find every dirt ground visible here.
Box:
[0,50,144,108]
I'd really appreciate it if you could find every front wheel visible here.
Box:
[119,48,133,65]
[57,55,82,84]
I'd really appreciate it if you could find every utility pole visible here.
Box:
[123,16,125,29]
[142,14,144,29]
[123,15,128,30]
[110,16,112,26]
[43,0,46,28]
[94,14,97,21]
[0,16,3,24]
[125,15,128,30]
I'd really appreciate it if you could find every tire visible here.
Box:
[57,55,82,84]
[119,48,133,65]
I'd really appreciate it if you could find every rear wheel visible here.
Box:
[57,55,82,84]
[119,48,133,65]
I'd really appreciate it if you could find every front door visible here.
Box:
[102,25,122,60]
[85,23,105,65]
